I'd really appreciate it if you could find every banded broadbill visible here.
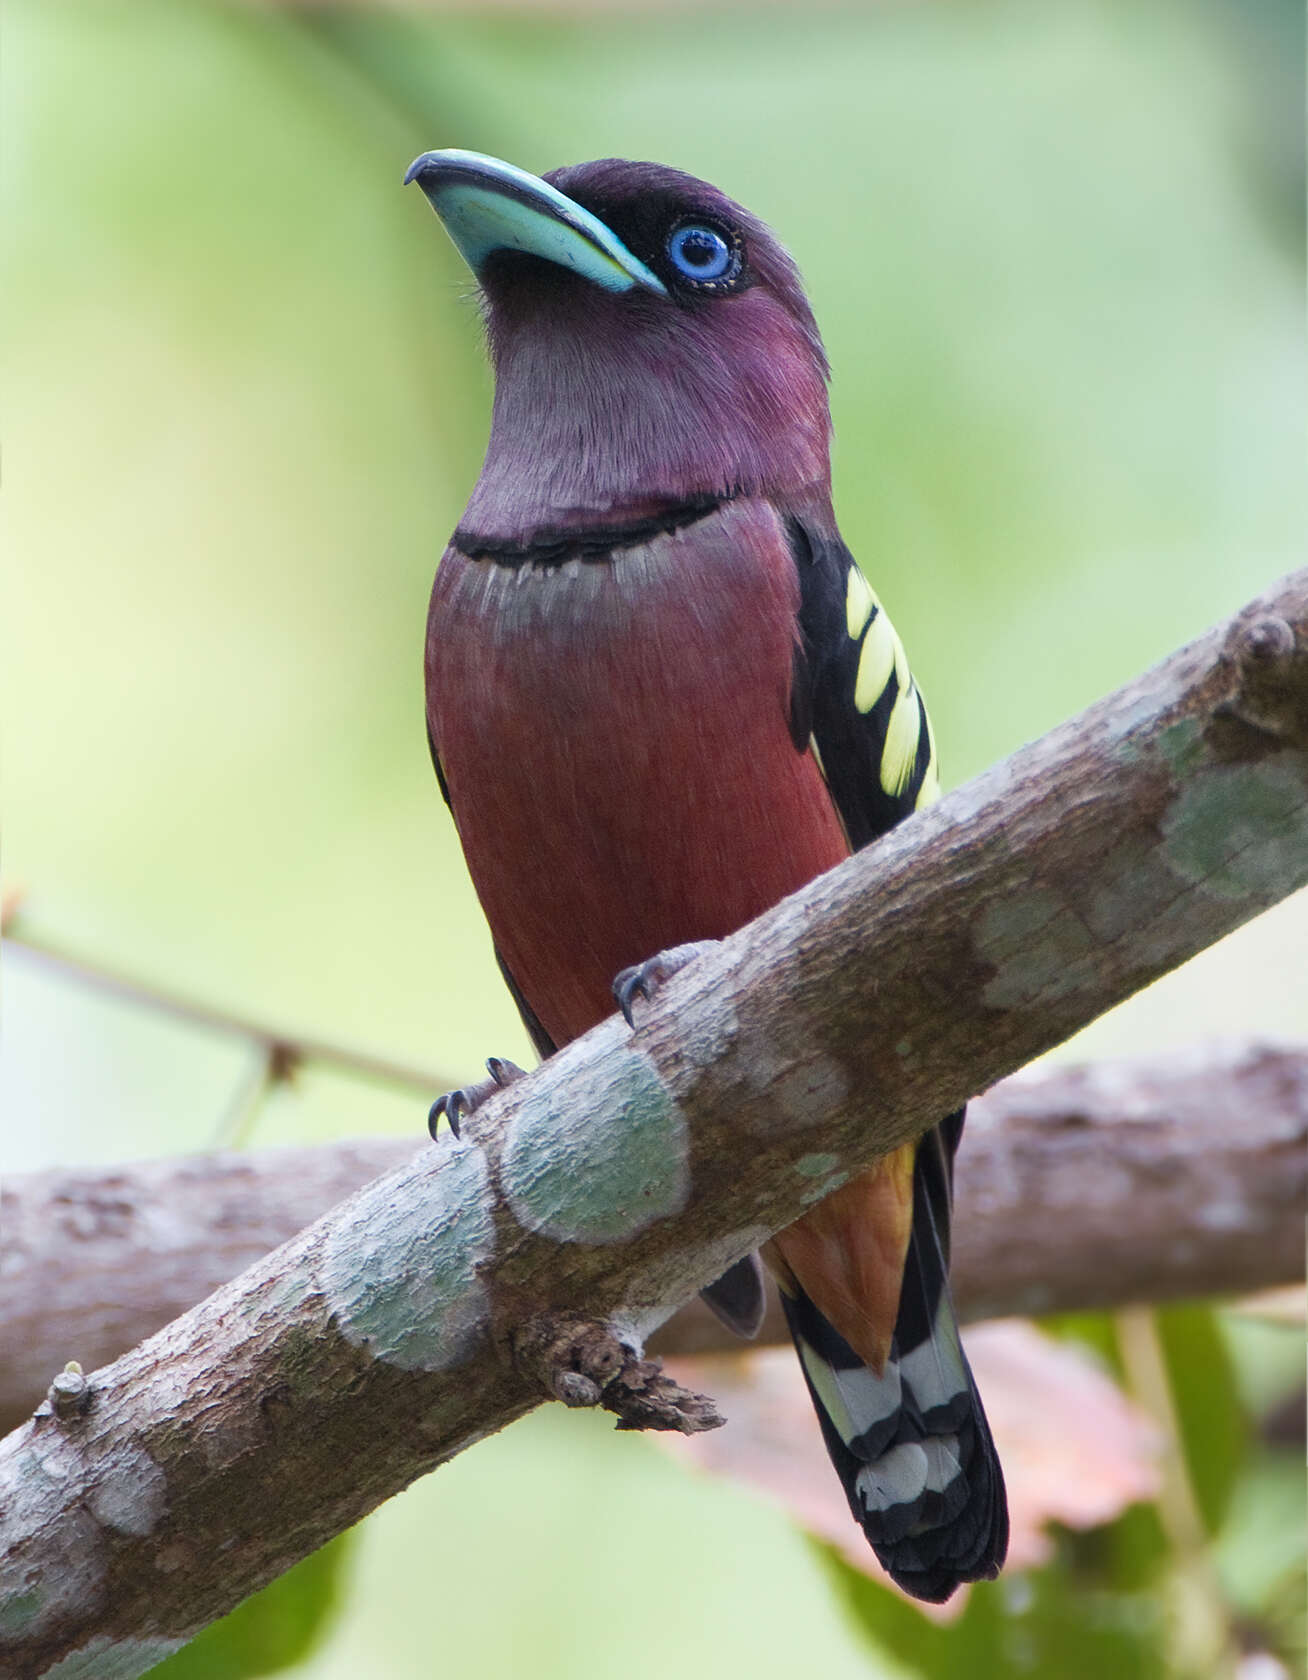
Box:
[408,149,1008,1602]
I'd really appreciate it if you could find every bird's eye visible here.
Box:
[666,222,739,287]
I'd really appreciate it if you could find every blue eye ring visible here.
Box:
[665,220,742,290]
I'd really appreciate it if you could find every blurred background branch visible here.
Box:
[3,1039,1303,1438]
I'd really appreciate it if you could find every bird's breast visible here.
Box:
[426,497,849,1048]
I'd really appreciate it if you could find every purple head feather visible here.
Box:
[459,159,833,539]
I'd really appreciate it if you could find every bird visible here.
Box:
[406,148,1008,1603]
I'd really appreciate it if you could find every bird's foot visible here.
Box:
[427,1056,526,1141]
[612,940,719,1027]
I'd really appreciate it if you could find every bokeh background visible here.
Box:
[4,1,1304,1676]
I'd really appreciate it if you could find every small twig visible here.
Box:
[605,1358,725,1434]
[5,924,456,1097]
[208,1043,305,1152]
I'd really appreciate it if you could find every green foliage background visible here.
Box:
[4,2,1303,1676]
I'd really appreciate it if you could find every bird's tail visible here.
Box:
[780,1117,1008,1603]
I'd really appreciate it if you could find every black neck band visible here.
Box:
[453,492,728,568]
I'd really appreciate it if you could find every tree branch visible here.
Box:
[2,573,1306,1678]
[3,1040,1302,1434]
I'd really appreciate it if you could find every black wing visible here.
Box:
[787,516,939,848]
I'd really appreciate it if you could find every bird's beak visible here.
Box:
[405,149,669,298]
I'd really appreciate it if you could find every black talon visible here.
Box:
[612,944,716,1029]
[612,966,649,1028]
[428,1089,465,1141]
[428,1059,525,1142]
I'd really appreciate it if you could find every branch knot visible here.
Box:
[512,1317,724,1435]
[1218,606,1308,745]
[44,1360,91,1422]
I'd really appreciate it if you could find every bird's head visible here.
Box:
[407,151,833,533]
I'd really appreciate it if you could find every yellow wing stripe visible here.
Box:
[847,569,941,806]
[892,624,910,695]
[845,564,878,641]
[881,684,922,797]
[854,608,899,713]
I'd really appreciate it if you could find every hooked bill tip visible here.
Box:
[404,152,438,187]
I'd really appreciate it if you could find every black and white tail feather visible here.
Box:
[780,1113,1007,1601]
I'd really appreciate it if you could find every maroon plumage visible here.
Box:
[429,497,847,1048]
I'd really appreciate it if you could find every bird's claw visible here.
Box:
[427,1088,466,1141]
[612,967,651,1028]
[611,941,720,1029]
[428,1056,528,1141]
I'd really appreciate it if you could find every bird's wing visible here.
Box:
[778,515,1007,1600]
[786,516,940,842]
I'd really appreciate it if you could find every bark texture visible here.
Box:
[2,572,1307,1679]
